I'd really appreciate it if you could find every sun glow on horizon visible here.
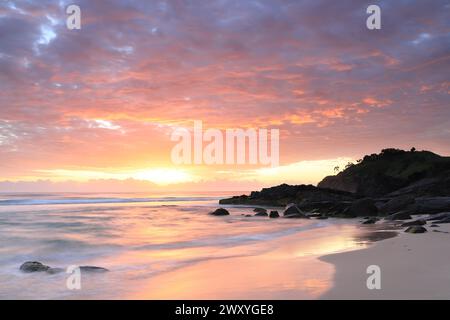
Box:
[32,168,196,185]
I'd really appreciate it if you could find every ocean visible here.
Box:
[0,192,367,299]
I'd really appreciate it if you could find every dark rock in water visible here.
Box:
[401,219,426,227]
[385,211,412,221]
[307,213,322,218]
[362,217,378,224]
[405,226,427,233]
[253,208,267,214]
[269,211,280,218]
[316,216,329,219]
[79,266,109,273]
[430,224,439,227]
[379,195,415,215]
[283,204,309,218]
[20,261,50,273]
[245,214,253,217]
[209,208,230,216]
[19,262,108,274]
[343,198,378,217]
[254,212,268,217]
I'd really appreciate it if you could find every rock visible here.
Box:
[384,211,412,221]
[245,214,253,217]
[379,195,415,215]
[269,211,280,218]
[318,149,450,197]
[254,212,268,217]
[253,208,267,214]
[79,266,109,273]
[401,219,426,227]
[362,218,378,224]
[427,212,450,221]
[405,226,427,233]
[407,197,450,215]
[433,230,449,233]
[220,184,355,207]
[20,261,50,273]
[19,262,108,274]
[209,208,230,216]
[316,216,329,219]
[343,198,378,217]
[283,204,309,218]
[434,217,450,224]
[430,224,439,227]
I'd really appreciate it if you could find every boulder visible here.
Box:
[283,204,309,218]
[20,261,50,273]
[384,211,412,221]
[405,226,427,233]
[379,195,415,215]
[401,219,426,227]
[209,208,230,216]
[269,211,280,218]
[407,197,450,215]
[343,198,378,217]
[254,212,268,217]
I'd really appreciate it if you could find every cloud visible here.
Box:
[0,0,449,188]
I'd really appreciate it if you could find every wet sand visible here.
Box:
[126,220,376,299]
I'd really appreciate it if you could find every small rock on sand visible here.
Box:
[405,226,427,234]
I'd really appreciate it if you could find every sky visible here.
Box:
[0,0,449,192]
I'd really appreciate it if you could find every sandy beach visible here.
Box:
[126,217,450,300]
[320,223,450,299]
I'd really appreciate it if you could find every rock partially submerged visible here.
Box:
[283,204,309,218]
[20,261,109,274]
[20,261,50,273]
[254,208,268,216]
[269,211,280,218]
[405,226,427,234]
[209,208,230,216]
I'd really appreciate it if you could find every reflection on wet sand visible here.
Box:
[126,222,381,299]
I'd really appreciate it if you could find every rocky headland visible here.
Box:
[219,148,450,228]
